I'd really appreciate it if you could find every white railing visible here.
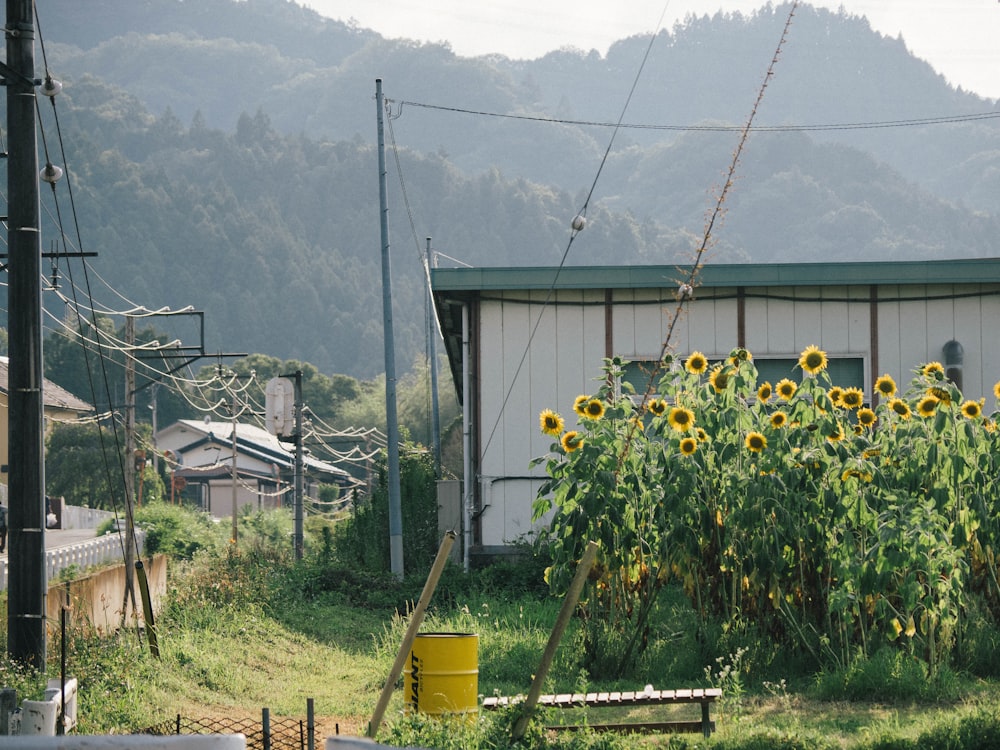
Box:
[0,531,145,591]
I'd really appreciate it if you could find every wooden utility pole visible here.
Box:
[6,0,47,668]
[122,315,137,626]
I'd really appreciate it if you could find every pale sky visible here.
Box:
[301,0,1000,100]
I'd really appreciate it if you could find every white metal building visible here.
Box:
[432,258,1000,558]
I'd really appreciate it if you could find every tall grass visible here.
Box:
[5,504,1000,748]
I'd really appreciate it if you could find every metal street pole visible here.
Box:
[376,79,404,579]
[426,238,441,477]
[6,0,47,668]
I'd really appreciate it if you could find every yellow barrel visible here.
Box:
[404,632,479,717]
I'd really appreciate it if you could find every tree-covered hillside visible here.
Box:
[3,0,996,380]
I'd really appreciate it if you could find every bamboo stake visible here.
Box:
[368,530,456,738]
[512,540,598,740]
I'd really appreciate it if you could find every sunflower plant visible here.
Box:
[533,345,1000,675]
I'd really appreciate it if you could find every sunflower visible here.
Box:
[539,409,564,436]
[995,380,1000,401]
[679,437,698,456]
[745,431,767,453]
[685,351,708,375]
[840,387,864,410]
[769,411,788,429]
[709,366,730,393]
[757,382,773,403]
[875,374,897,398]
[961,400,982,420]
[561,430,583,453]
[857,408,877,428]
[917,395,939,418]
[827,386,844,406]
[695,427,710,443]
[985,419,997,433]
[582,399,605,420]
[668,406,695,432]
[729,347,753,364]
[921,361,945,378]
[573,394,589,417]
[926,386,951,405]
[889,398,911,419]
[798,345,828,375]
[647,398,668,417]
[776,378,797,401]
[827,423,845,443]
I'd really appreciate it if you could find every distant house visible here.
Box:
[432,258,1000,559]
[155,419,356,518]
[0,355,93,487]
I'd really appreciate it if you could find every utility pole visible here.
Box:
[426,238,441,477]
[292,371,304,560]
[6,0,47,668]
[122,315,137,626]
[376,79,404,579]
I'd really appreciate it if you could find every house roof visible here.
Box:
[160,419,353,484]
[431,258,1000,402]
[0,356,93,413]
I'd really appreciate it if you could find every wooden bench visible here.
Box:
[482,687,721,737]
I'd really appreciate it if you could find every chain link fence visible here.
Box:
[139,711,314,750]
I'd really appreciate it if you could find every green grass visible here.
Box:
[5,504,1000,748]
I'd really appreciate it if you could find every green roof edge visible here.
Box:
[431,258,1000,291]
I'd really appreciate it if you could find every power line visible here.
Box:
[392,100,1000,133]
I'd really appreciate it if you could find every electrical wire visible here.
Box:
[394,101,1000,133]
[475,2,674,463]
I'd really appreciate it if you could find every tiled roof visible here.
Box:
[0,356,93,413]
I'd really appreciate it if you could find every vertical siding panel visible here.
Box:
[897,285,930,371]
[793,287,823,352]
[980,294,1000,403]
[877,286,904,386]
[818,287,850,355]
[765,292,795,356]
[686,296,720,359]
[743,295,769,355]
[952,287,983,399]
[923,288,954,372]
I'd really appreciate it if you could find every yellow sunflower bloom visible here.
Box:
[745,431,767,453]
[685,351,708,375]
[994,380,1000,401]
[828,386,844,407]
[668,406,695,432]
[561,430,584,453]
[539,409,564,436]
[917,395,939,418]
[648,398,668,417]
[582,399,605,420]
[927,386,951,405]
[679,437,698,456]
[922,361,945,378]
[798,345,828,375]
[889,398,911,419]
[770,411,788,429]
[776,378,797,401]
[827,423,845,443]
[840,387,864,410]
[573,394,589,417]
[757,382,772,403]
[875,374,897,398]
[961,400,982,419]
[857,408,877,428]
[696,427,710,443]
[709,366,730,393]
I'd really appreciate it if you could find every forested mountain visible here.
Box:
[5,0,997,379]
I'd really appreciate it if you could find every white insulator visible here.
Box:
[677,283,693,300]
[41,77,63,97]
[571,215,587,231]
[40,163,64,183]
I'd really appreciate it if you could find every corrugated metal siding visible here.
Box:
[471,280,1000,548]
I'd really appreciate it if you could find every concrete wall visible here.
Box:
[46,555,168,633]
